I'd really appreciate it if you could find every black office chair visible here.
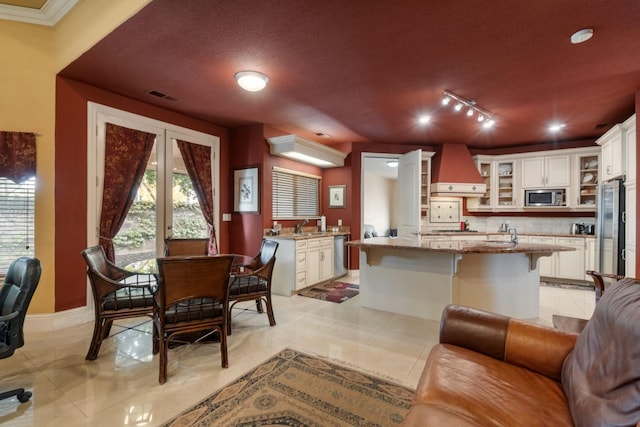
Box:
[0,257,42,403]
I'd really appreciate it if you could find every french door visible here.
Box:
[88,103,220,265]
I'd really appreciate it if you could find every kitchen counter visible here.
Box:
[347,236,574,321]
[423,231,595,238]
[348,237,574,254]
[269,231,351,240]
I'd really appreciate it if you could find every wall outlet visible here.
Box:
[222,213,231,221]
[338,219,342,226]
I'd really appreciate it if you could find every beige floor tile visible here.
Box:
[0,280,595,426]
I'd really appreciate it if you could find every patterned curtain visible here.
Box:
[99,123,155,261]
[176,140,218,255]
[0,132,36,183]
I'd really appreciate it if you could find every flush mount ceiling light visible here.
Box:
[442,90,496,129]
[234,70,269,92]
[267,134,347,168]
[549,123,566,132]
[418,114,431,124]
[571,28,594,44]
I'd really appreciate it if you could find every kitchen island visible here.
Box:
[347,237,574,320]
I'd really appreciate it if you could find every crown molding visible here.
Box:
[0,0,78,26]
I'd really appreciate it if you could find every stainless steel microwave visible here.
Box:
[525,189,565,206]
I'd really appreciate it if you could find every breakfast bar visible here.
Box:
[347,237,574,320]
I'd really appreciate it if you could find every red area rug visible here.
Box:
[297,281,359,303]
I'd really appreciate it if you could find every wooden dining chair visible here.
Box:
[228,239,279,334]
[81,246,157,360]
[552,270,629,333]
[153,255,234,384]
[164,238,209,256]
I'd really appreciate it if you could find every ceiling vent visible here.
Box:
[147,90,178,101]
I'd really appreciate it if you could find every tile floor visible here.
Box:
[0,277,595,426]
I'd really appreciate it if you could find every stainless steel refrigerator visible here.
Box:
[597,179,625,275]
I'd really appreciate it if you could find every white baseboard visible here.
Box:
[24,305,93,333]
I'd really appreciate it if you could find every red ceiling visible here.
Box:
[59,0,640,149]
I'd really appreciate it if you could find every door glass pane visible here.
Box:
[113,144,158,267]
[170,140,208,238]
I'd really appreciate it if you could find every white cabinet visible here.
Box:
[420,152,434,217]
[598,124,625,181]
[522,155,570,188]
[268,236,336,296]
[469,157,517,211]
[555,237,585,280]
[528,236,556,277]
[623,115,636,277]
[572,151,599,209]
[295,240,308,290]
[526,235,586,281]
[306,237,334,285]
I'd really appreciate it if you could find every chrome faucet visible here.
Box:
[294,218,309,234]
[508,227,518,244]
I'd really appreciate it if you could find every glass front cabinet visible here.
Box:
[469,156,517,211]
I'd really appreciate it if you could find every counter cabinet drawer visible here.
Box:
[295,271,307,290]
[307,239,321,248]
[296,241,307,250]
[296,251,307,269]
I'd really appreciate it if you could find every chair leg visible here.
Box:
[255,299,264,313]
[219,326,229,369]
[102,319,114,339]
[265,295,276,327]
[159,334,168,384]
[85,318,105,361]
[0,388,31,403]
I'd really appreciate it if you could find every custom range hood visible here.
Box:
[430,144,486,197]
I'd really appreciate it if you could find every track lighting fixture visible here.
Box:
[442,90,495,129]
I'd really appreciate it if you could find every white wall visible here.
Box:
[363,172,397,236]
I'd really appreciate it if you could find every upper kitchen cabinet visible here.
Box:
[469,156,518,211]
[420,152,435,217]
[573,151,599,210]
[597,124,625,181]
[521,155,570,188]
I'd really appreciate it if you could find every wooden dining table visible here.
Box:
[122,253,254,346]
[123,254,253,276]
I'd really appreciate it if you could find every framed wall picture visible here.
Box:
[234,167,259,213]
[328,185,346,208]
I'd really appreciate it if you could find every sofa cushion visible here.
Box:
[414,344,573,426]
[562,278,640,427]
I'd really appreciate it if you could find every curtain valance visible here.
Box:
[0,132,36,183]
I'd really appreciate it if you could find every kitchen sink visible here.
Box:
[484,240,516,246]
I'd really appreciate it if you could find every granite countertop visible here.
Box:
[267,231,351,240]
[423,231,595,238]
[347,237,575,254]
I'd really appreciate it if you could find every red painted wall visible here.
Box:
[55,77,230,311]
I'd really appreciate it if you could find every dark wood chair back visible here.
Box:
[164,238,209,256]
[81,245,156,360]
[228,239,279,334]
[154,255,234,384]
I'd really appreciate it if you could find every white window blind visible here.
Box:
[0,177,35,273]
[272,168,320,219]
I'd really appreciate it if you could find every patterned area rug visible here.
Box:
[297,281,359,303]
[161,348,414,426]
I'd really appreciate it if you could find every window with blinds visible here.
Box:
[0,177,35,274]
[272,167,320,219]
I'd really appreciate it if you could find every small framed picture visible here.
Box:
[234,167,259,213]
[328,185,346,208]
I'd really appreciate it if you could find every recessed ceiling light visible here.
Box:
[418,115,431,124]
[571,28,593,44]
[549,123,566,132]
[234,70,269,92]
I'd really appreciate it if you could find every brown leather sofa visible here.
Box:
[403,278,640,427]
